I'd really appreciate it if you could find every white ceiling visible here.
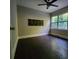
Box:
[17,0,68,13]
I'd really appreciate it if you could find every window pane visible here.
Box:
[51,22,57,29]
[51,16,58,22]
[63,13,68,21]
[59,15,63,21]
[58,22,67,29]
[59,13,68,21]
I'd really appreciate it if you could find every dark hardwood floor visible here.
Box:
[14,35,68,59]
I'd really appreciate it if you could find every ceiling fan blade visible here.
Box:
[51,4,58,7]
[38,4,47,6]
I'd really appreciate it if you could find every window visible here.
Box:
[51,13,68,30]
[51,16,58,29]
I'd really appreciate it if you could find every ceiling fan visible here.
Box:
[38,0,58,9]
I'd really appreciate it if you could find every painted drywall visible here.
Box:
[50,6,68,39]
[50,29,68,39]
[10,0,18,59]
[50,6,68,16]
[17,6,50,38]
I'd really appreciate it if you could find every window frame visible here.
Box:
[50,13,68,30]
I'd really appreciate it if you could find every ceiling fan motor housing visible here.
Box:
[38,0,58,9]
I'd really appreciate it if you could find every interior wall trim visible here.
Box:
[49,33,68,40]
[11,38,19,59]
[18,33,48,39]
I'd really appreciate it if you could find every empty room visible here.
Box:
[10,0,68,59]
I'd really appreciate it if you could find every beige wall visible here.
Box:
[50,29,68,39]
[50,6,68,39]
[17,6,50,38]
[50,6,68,16]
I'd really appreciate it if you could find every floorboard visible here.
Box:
[14,35,68,59]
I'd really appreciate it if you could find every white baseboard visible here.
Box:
[50,33,68,39]
[18,33,48,39]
